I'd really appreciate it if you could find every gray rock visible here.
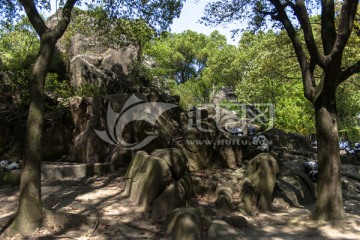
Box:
[166,207,202,240]
[151,148,188,180]
[207,220,241,240]
[124,151,172,208]
[215,195,234,214]
[151,182,186,220]
[239,153,280,214]
[181,127,214,171]
[274,157,316,207]
[223,215,248,229]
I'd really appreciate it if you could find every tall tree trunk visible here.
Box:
[9,37,56,235]
[312,76,346,221]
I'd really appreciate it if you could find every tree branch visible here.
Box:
[52,0,78,40]
[309,57,317,88]
[292,0,326,67]
[321,0,337,55]
[270,0,315,101]
[19,0,48,36]
[339,60,360,84]
[329,0,358,58]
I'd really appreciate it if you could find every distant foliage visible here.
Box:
[0,17,39,102]
[45,73,74,99]
[339,126,360,143]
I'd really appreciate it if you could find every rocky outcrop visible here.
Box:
[215,180,234,214]
[68,34,139,93]
[274,155,317,207]
[47,11,140,93]
[262,128,316,154]
[207,220,241,240]
[124,151,172,207]
[166,207,202,240]
[125,150,193,218]
[239,153,280,214]
[66,91,181,164]
[180,127,214,171]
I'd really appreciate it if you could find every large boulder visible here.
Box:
[262,128,315,153]
[149,148,193,219]
[180,126,215,171]
[67,92,180,164]
[213,133,248,168]
[150,175,191,220]
[67,97,112,163]
[207,220,241,240]
[124,151,172,207]
[166,207,202,240]
[239,153,280,214]
[274,157,317,207]
[151,182,186,218]
[47,10,139,93]
[68,34,139,92]
[151,148,188,180]
[125,148,193,217]
[215,180,234,214]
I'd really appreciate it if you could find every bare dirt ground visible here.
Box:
[0,170,359,240]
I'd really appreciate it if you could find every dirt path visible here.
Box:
[1,171,359,239]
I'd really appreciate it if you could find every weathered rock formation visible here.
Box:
[68,34,139,93]
[47,10,140,93]
[124,149,193,219]
[166,207,202,240]
[239,153,280,214]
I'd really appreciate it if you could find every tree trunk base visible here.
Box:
[4,209,95,237]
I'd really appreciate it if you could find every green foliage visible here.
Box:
[201,44,241,87]
[45,73,73,99]
[145,30,210,83]
[231,30,316,135]
[276,83,315,135]
[0,17,39,71]
[339,126,360,143]
[0,17,39,103]
[201,0,360,135]
[167,79,197,109]
[337,77,360,128]
[146,30,238,105]
[219,101,239,111]
[128,60,153,86]
[74,82,106,97]
[167,76,214,109]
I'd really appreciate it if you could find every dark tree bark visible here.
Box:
[269,0,359,220]
[9,0,77,235]
[312,74,345,220]
[10,37,55,234]
[313,97,345,220]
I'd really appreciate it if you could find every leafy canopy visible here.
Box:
[0,0,185,34]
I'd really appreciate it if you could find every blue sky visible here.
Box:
[170,0,241,44]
